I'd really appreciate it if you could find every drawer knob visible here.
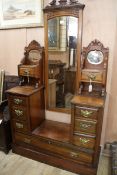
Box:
[79,138,90,144]
[81,110,93,118]
[16,122,23,129]
[88,74,96,81]
[80,123,91,130]
[70,152,79,158]
[14,98,23,105]
[14,109,23,116]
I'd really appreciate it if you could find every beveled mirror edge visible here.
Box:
[44,3,85,113]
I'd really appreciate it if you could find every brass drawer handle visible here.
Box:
[81,110,93,118]
[14,109,23,116]
[48,141,52,144]
[14,98,23,105]
[24,69,30,75]
[80,123,92,130]
[79,138,90,144]
[16,122,23,129]
[24,138,31,144]
[70,152,79,158]
[88,74,96,81]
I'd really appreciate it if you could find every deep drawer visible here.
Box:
[11,106,28,121]
[72,135,95,149]
[75,106,98,120]
[74,119,97,135]
[15,132,93,164]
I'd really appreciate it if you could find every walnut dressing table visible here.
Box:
[7,2,108,175]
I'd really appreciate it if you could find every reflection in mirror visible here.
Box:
[29,50,41,64]
[87,50,104,65]
[48,16,78,109]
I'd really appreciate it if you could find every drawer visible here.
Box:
[75,106,98,120]
[10,95,27,106]
[81,70,103,83]
[74,119,97,135]
[11,106,28,121]
[13,120,29,133]
[18,65,40,79]
[15,133,93,164]
[72,135,95,149]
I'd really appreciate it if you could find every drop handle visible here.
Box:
[16,122,23,129]
[70,152,79,158]
[14,109,23,116]
[79,138,90,144]
[88,74,96,81]
[81,110,93,118]
[14,98,23,105]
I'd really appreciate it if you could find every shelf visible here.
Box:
[33,120,71,143]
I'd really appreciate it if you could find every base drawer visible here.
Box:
[15,132,93,164]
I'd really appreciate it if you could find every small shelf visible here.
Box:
[33,120,71,143]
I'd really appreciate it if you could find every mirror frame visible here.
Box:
[43,1,85,113]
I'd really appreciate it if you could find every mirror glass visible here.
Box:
[48,16,78,109]
[29,50,41,63]
[87,50,103,65]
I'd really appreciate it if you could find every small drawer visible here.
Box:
[75,119,97,135]
[75,106,98,120]
[72,135,95,149]
[81,70,103,83]
[15,133,93,164]
[13,120,29,133]
[18,65,40,79]
[11,106,27,120]
[10,95,27,106]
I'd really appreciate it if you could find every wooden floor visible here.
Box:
[0,151,111,175]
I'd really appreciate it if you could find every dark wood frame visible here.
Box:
[79,39,109,96]
[43,1,85,112]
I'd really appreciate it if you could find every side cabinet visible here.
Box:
[7,86,45,145]
[71,95,104,168]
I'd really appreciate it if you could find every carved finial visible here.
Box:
[50,0,56,6]
[70,0,78,4]
[59,0,67,5]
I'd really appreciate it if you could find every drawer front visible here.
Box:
[11,106,27,120]
[10,95,27,106]
[19,66,40,79]
[15,133,93,164]
[13,120,28,133]
[72,135,95,149]
[75,119,97,135]
[81,71,103,82]
[75,106,98,120]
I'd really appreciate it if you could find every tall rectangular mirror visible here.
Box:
[44,2,84,113]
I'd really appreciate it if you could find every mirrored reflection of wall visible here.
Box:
[48,16,78,110]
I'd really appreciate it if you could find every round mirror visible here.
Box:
[29,50,41,64]
[87,50,103,65]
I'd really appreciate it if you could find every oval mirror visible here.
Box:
[29,50,41,64]
[87,50,103,65]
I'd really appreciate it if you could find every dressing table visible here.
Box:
[7,1,108,175]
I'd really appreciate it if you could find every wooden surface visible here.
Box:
[33,120,70,142]
[71,95,104,107]
[0,151,111,175]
